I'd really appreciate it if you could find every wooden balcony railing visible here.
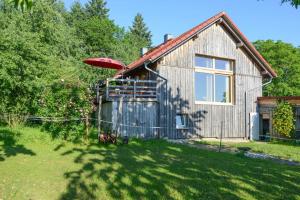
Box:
[102,78,158,101]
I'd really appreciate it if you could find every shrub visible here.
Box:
[272,101,295,138]
[37,80,95,140]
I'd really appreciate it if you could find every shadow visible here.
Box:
[57,140,300,200]
[0,128,36,161]
[100,80,208,139]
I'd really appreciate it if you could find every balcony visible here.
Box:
[100,78,158,102]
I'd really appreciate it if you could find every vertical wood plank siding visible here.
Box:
[157,24,262,139]
[101,101,158,138]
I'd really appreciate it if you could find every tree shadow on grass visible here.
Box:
[57,140,300,200]
[0,128,36,161]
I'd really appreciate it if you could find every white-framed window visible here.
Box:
[176,114,187,129]
[194,55,234,104]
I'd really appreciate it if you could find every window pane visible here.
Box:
[215,59,231,71]
[195,72,213,101]
[215,75,230,103]
[176,114,187,128]
[195,56,213,68]
[296,116,300,129]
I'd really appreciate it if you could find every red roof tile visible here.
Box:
[117,12,277,77]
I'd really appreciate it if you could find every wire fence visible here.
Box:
[0,113,299,142]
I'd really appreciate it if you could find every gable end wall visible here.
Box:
[157,23,262,139]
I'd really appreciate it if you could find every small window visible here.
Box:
[176,114,187,129]
[296,115,300,130]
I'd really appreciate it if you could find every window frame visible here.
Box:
[176,114,188,129]
[194,54,235,105]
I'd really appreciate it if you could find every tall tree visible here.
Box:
[254,40,300,96]
[85,0,108,19]
[9,0,33,11]
[129,13,152,47]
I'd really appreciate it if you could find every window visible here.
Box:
[176,114,187,129]
[194,55,233,104]
[296,115,300,130]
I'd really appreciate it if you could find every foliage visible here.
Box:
[0,0,152,139]
[37,80,95,140]
[254,40,300,96]
[9,0,33,11]
[84,0,108,19]
[129,13,152,48]
[272,101,295,137]
[281,0,300,8]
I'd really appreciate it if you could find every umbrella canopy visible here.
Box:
[83,57,126,70]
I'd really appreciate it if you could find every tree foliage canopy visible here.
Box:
[254,40,300,96]
[0,0,152,139]
[129,13,152,48]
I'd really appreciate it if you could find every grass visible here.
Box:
[0,126,300,200]
[196,140,300,162]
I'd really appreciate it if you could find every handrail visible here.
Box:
[103,78,158,101]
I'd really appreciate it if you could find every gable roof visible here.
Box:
[117,12,277,78]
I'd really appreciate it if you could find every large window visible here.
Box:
[194,55,234,104]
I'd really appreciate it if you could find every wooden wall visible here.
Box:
[157,23,263,139]
[101,101,159,138]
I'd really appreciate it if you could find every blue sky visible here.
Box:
[64,0,300,47]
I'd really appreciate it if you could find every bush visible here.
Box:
[272,101,295,138]
[37,80,95,140]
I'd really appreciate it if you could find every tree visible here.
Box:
[254,40,300,96]
[273,101,295,138]
[10,0,33,11]
[85,0,108,19]
[129,13,152,48]
[281,0,300,8]
[66,1,86,24]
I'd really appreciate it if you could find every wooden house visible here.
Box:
[99,12,277,139]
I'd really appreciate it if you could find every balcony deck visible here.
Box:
[100,78,158,102]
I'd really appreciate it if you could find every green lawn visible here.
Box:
[196,140,300,162]
[1,126,300,200]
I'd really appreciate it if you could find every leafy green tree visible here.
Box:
[129,13,152,48]
[0,0,151,139]
[281,0,300,8]
[10,0,33,11]
[254,40,300,96]
[67,1,86,24]
[273,101,295,137]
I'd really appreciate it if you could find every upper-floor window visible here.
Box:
[194,55,234,104]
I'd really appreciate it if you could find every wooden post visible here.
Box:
[133,80,136,99]
[85,114,89,141]
[219,121,224,152]
[244,91,247,139]
[98,95,102,138]
[117,97,123,138]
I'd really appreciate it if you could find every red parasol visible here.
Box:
[83,57,126,70]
